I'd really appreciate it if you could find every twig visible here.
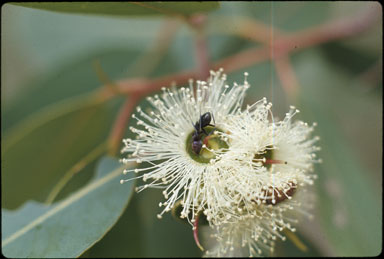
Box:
[195,29,210,79]
[108,7,379,98]
[272,6,381,58]
[104,7,380,155]
[274,55,299,101]
[108,96,140,156]
[92,60,120,94]
[215,6,380,69]
[189,14,210,79]
[193,214,204,251]
[115,72,196,96]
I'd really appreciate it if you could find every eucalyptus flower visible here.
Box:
[120,69,320,257]
[120,69,250,222]
[213,102,321,212]
[205,188,313,257]
[204,102,321,256]
[194,99,320,226]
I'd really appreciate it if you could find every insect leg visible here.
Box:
[207,112,217,136]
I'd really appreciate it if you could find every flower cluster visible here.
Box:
[120,69,320,256]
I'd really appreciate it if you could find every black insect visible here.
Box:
[191,112,215,155]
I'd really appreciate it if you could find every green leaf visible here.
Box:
[136,188,202,257]
[2,49,139,132]
[2,48,140,209]
[274,230,322,257]
[294,49,381,256]
[87,188,201,257]
[2,93,116,209]
[86,195,145,257]
[213,2,330,31]
[11,2,220,17]
[2,156,134,258]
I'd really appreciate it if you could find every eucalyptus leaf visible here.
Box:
[303,105,381,256]
[2,49,140,131]
[2,94,115,209]
[12,2,220,17]
[274,230,322,257]
[2,156,134,258]
[2,48,138,209]
[294,49,381,256]
[213,2,329,31]
[86,195,145,257]
[87,188,201,257]
[135,188,202,257]
[2,2,381,257]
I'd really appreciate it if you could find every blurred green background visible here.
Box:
[2,2,382,257]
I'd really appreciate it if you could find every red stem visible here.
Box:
[105,7,379,155]
[274,55,299,101]
[110,7,379,97]
[195,31,210,80]
[107,96,141,156]
[216,6,380,70]
[189,14,210,80]
[193,214,204,251]
[274,5,380,56]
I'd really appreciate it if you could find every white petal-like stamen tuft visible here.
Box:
[121,70,320,256]
[121,69,250,221]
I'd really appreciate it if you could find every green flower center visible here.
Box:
[185,126,228,163]
[253,146,274,169]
